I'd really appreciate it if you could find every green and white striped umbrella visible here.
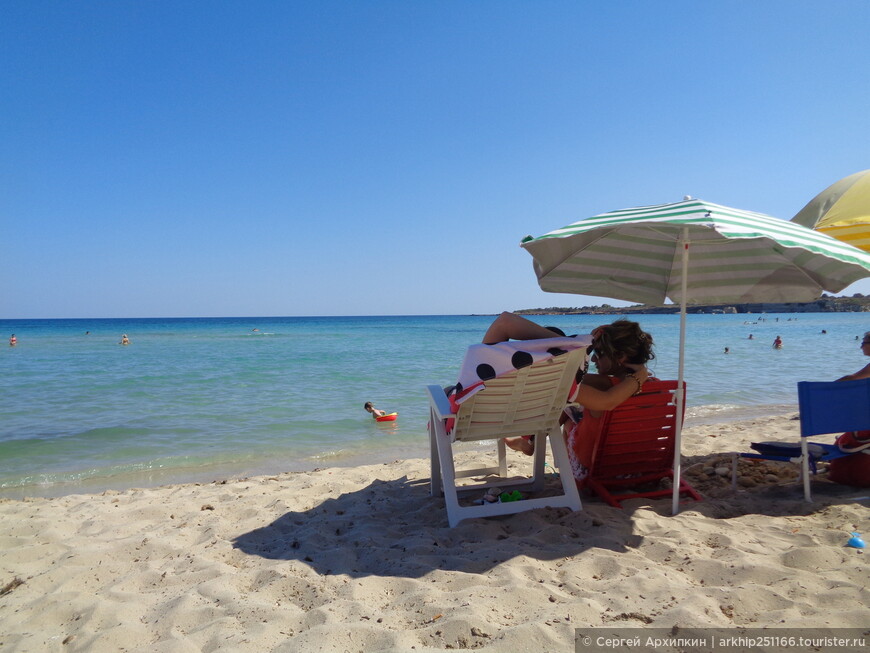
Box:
[521,198,870,514]
[521,198,870,306]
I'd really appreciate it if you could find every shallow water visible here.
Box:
[1,313,866,497]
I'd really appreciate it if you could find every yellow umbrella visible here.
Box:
[791,169,870,252]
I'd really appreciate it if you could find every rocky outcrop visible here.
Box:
[517,295,870,315]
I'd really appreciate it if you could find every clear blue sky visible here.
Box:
[3,1,869,318]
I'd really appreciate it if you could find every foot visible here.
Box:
[505,436,535,456]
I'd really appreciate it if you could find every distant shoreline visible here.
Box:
[516,295,870,315]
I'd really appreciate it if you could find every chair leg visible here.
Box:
[547,429,582,511]
[434,429,463,528]
[431,420,584,527]
[497,438,507,477]
[801,439,812,502]
[429,408,443,498]
[531,435,546,491]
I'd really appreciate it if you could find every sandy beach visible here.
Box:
[1,414,868,652]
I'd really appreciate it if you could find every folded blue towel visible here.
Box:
[750,441,828,458]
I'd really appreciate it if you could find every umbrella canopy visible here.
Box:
[791,169,870,253]
[522,198,870,305]
[521,198,870,513]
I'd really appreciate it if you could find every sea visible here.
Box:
[1,313,867,499]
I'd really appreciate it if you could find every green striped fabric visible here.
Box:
[520,199,870,305]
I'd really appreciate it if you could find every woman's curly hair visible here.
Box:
[592,319,655,365]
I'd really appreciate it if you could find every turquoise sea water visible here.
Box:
[1,313,867,498]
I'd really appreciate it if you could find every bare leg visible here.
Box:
[484,312,563,455]
[505,436,535,455]
[482,312,560,345]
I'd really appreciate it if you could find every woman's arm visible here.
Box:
[482,311,561,344]
[836,362,870,382]
[575,365,650,412]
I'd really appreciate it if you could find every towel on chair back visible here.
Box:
[453,336,592,405]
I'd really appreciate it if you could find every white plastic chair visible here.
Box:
[426,346,584,527]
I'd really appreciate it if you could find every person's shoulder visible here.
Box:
[581,373,615,390]
[854,362,870,379]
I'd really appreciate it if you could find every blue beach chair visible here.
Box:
[736,378,870,501]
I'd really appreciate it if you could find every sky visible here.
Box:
[2,1,869,319]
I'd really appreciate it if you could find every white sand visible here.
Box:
[1,414,868,652]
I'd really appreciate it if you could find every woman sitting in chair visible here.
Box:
[482,312,654,459]
[836,331,870,383]
[563,318,656,482]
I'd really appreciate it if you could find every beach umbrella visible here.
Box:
[520,198,870,514]
[791,169,870,253]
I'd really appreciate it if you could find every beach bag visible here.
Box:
[829,430,870,487]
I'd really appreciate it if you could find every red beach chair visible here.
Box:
[579,380,701,508]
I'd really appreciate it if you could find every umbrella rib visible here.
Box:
[782,250,829,290]
[535,228,615,278]
[633,225,683,303]
[662,236,684,302]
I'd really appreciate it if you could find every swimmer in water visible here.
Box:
[364,402,387,419]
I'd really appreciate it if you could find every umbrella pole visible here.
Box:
[672,229,689,515]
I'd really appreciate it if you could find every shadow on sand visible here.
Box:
[232,474,640,579]
[232,456,869,579]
